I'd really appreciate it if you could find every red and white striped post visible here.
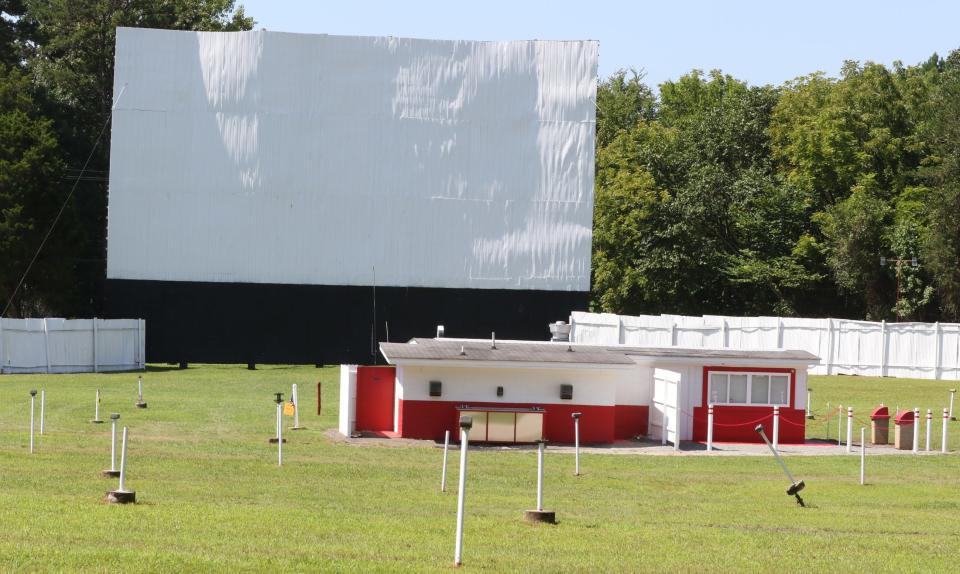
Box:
[943,408,949,453]
[706,405,714,452]
[926,409,932,452]
[846,407,853,454]
[772,406,780,451]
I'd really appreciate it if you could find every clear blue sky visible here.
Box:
[240,0,960,89]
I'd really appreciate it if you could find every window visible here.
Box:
[707,371,790,406]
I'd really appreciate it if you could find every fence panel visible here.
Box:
[570,311,960,381]
[0,317,144,374]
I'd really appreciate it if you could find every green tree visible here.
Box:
[0,63,68,315]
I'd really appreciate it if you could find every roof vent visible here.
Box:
[550,320,571,342]
[491,331,496,350]
[436,325,445,338]
[460,345,466,356]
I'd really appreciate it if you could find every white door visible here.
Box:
[651,368,681,448]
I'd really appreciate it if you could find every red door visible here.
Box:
[355,366,395,431]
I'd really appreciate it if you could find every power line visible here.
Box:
[2,84,127,318]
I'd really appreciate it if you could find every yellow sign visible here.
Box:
[283,401,296,416]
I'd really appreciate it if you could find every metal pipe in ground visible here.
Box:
[943,408,949,454]
[707,405,714,452]
[926,409,932,452]
[860,427,866,485]
[29,390,36,454]
[441,430,449,493]
[572,412,581,476]
[40,390,45,435]
[846,407,853,454]
[454,417,472,566]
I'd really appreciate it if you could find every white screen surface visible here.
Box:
[106,28,597,290]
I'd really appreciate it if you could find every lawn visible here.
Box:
[1,366,958,573]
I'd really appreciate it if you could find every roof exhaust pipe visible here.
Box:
[437,325,445,338]
[491,332,496,350]
[549,321,571,342]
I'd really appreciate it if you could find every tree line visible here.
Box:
[594,53,960,322]
[2,2,959,322]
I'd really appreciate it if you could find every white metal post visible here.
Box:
[805,390,812,418]
[277,402,283,466]
[860,428,866,485]
[137,376,143,403]
[454,425,470,566]
[95,389,101,422]
[912,408,920,454]
[29,392,36,454]
[40,390,45,435]
[707,405,714,452]
[118,427,129,492]
[950,389,956,420]
[292,383,301,429]
[536,441,544,511]
[773,406,780,451]
[942,408,949,453]
[573,414,581,476]
[846,407,853,454]
[838,405,843,447]
[110,418,118,471]
[926,409,932,452]
[441,430,450,492]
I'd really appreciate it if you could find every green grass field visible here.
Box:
[1,366,958,573]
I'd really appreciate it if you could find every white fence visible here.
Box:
[569,312,960,380]
[0,318,145,374]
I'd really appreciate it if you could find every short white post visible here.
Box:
[912,408,920,454]
[846,407,853,454]
[441,430,450,492]
[137,377,143,403]
[805,390,812,419]
[950,389,956,420]
[93,388,103,423]
[572,412,581,476]
[110,415,118,471]
[292,383,302,429]
[707,404,714,452]
[40,390,45,435]
[942,408,949,453]
[773,406,780,451]
[536,440,545,511]
[860,427,866,485]
[29,390,37,454]
[454,416,472,567]
[926,409,932,452]
[118,427,129,492]
[277,401,283,466]
[838,404,843,446]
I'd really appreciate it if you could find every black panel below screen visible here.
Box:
[101,279,588,364]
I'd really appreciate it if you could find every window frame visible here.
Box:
[705,368,793,408]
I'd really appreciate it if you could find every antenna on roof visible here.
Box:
[371,266,377,365]
[491,332,496,350]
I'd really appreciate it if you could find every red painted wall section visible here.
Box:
[691,406,806,443]
[355,366,396,432]
[398,399,639,444]
[691,366,804,444]
[614,405,649,440]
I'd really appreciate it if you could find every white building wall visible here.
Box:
[398,364,630,406]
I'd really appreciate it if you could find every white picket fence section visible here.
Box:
[0,318,145,374]
[569,312,960,380]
